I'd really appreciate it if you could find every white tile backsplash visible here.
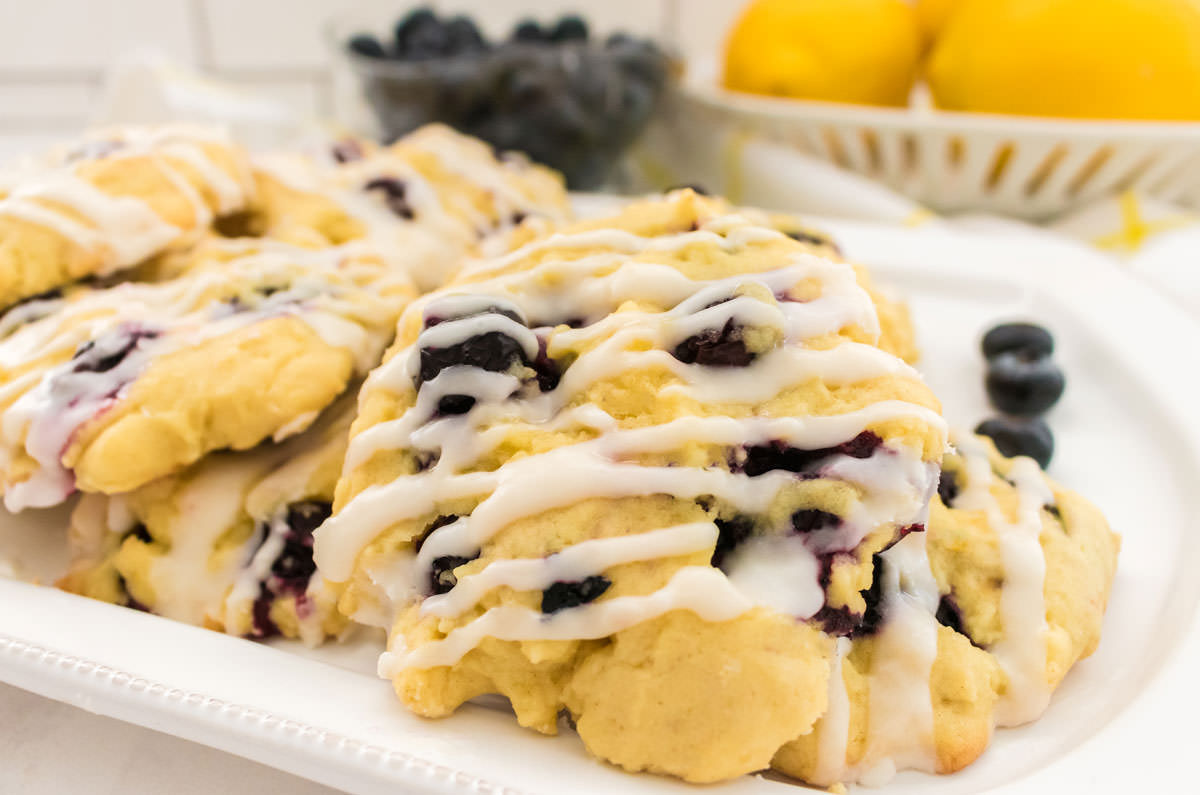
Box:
[0,0,197,71]
[0,0,734,151]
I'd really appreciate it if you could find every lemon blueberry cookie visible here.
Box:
[0,125,255,309]
[772,433,1119,785]
[247,124,569,291]
[313,190,948,782]
[0,240,413,510]
[60,397,355,644]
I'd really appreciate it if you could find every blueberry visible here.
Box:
[444,16,487,55]
[855,554,887,637]
[268,500,330,593]
[393,7,442,58]
[711,515,754,568]
[364,177,415,219]
[417,331,527,387]
[347,33,386,58]
[791,509,841,534]
[666,183,709,195]
[72,327,159,374]
[981,322,1054,360]
[436,394,476,416]
[937,469,960,506]
[125,523,153,544]
[985,352,1065,415]
[936,595,966,635]
[672,319,755,367]
[550,15,588,42]
[413,515,458,553]
[430,553,477,595]
[738,432,883,477]
[541,575,611,613]
[511,19,546,43]
[975,417,1054,469]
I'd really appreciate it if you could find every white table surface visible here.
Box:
[0,682,341,794]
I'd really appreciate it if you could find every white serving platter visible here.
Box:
[2,215,1199,794]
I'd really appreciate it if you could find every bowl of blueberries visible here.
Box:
[334,6,677,190]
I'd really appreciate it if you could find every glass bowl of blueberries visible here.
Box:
[331,5,678,190]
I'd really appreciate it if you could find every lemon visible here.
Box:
[723,0,921,107]
[915,0,960,49]
[928,0,1200,120]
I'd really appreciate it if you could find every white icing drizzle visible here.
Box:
[953,434,1054,726]
[315,202,945,689]
[420,522,718,619]
[809,636,853,787]
[856,532,942,785]
[0,243,400,510]
[382,566,754,673]
[0,124,250,276]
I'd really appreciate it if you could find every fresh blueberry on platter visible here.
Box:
[981,322,1054,360]
[985,351,1066,415]
[975,416,1055,469]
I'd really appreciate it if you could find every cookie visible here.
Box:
[60,398,354,644]
[0,125,255,309]
[771,433,1119,784]
[314,189,947,782]
[0,240,413,510]
[247,124,569,291]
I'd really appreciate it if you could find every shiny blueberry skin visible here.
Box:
[430,554,477,595]
[737,431,882,477]
[981,322,1054,360]
[436,394,477,416]
[541,575,611,613]
[417,330,527,387]
[975,417,1054,469]
[986,351,1066,415]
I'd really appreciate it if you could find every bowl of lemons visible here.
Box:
[681,0,1200,219]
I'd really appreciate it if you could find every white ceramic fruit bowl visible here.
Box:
[680,60,1200,220]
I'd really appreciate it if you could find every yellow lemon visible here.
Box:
[928,0,1200,120]
[915,0,961,49]
[723,0,921,107]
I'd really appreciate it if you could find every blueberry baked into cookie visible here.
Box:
[773,433,1118,784]
[0,240,412,510]
[315,189,950,782]
[248,124,569,290]
[59,397,355,644]
[0,125,255,309]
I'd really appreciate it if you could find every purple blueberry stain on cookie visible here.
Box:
[248,500,332,638]
[331,138,365,163]
[541,575,611,614]
[672,318,755,367]
[364,176,415,219]
[71,325,160,375]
